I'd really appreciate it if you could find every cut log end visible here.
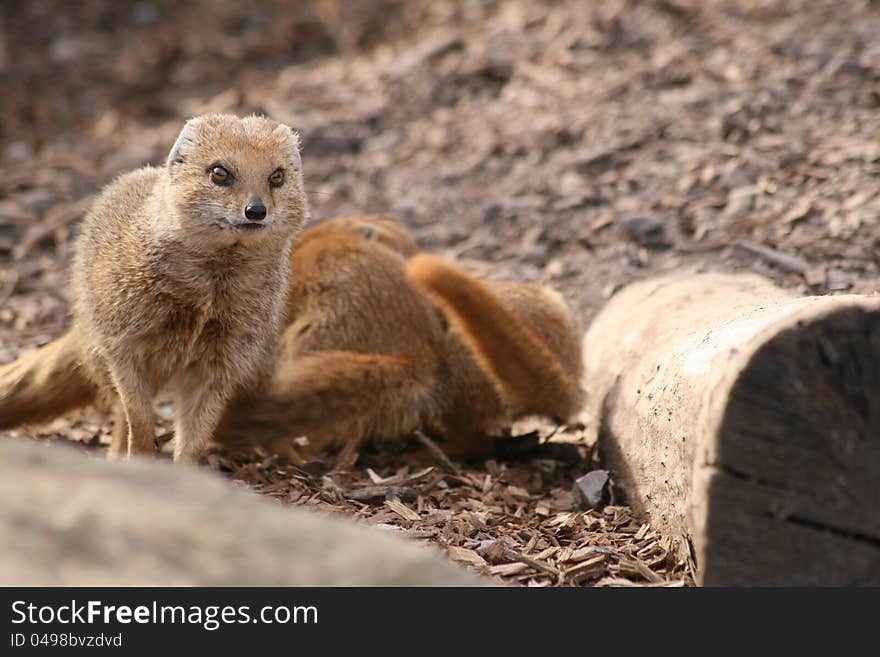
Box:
[701,306,880,585]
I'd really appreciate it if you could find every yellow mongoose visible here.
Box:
[1,216,581,465]
[62,114,306,462]
[213,216,584,464]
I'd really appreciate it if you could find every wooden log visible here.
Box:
[582,273,880,585]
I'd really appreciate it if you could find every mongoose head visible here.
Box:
[321,214,420,258]
[166,114,308,245]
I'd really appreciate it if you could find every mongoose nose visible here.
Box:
[244,201,267,221]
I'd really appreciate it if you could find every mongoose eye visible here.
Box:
[269,169,285,188]
[210,166,232,186]
[359,226,378,240]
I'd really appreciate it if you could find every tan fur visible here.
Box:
[0,215,580,465]
[69,114,307,462]
[0,331,102,429]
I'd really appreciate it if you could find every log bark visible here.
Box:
[582,273,880,585]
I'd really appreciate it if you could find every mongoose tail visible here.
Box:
[215,350,437,463]
[407,254,583,422]
[0,331,100,430]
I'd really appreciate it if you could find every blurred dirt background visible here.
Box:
[2,0,879,586]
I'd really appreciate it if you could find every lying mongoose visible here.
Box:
[1,215,581,466]
[213,216,584,465]
[35,114,308,463]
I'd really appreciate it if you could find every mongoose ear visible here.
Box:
[167,118,202,168]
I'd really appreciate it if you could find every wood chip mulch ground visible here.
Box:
[215,450,694,587]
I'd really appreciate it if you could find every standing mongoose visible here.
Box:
[0,215,581,466]
[67,113,307,463]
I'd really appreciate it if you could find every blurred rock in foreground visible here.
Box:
[0,439,483,586]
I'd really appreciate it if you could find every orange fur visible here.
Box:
[406,254,583,421]
[214,217,583,464]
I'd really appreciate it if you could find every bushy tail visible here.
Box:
[406,254,582,422]
[215,350,437,461]
[0,331,100,430]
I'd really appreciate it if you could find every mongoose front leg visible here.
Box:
[106,357,156,457]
